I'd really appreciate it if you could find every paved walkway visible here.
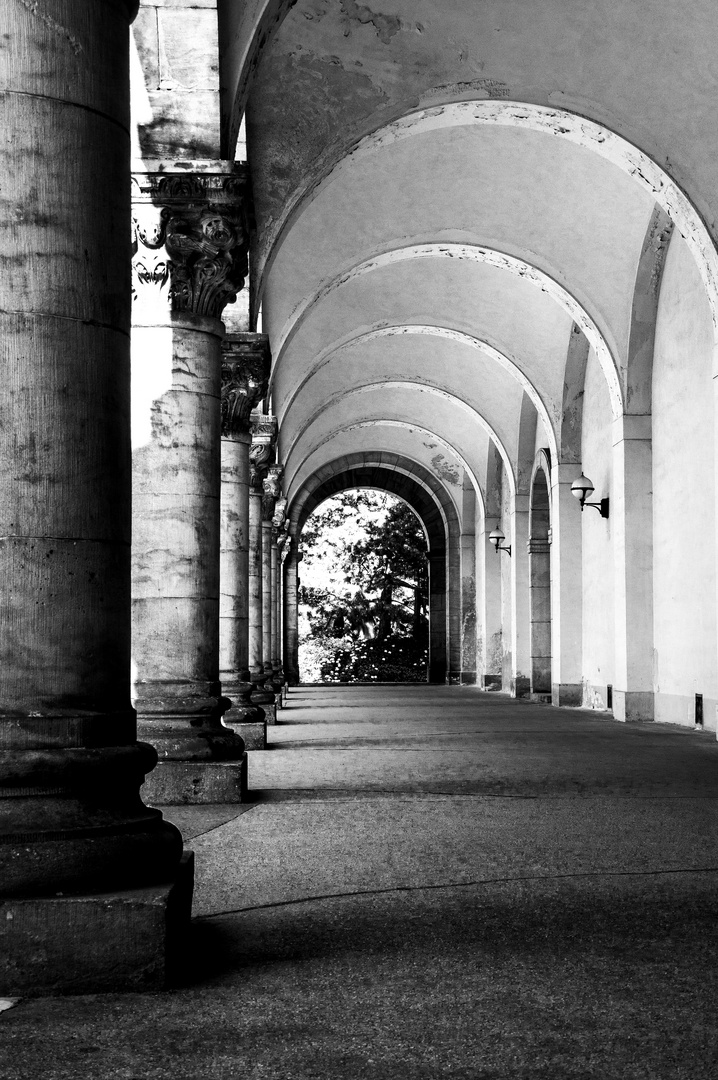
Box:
[4,686,718,1079]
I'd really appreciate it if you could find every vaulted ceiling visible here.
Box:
[215,0,718,523]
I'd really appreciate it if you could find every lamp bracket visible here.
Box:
[583,498,609,519]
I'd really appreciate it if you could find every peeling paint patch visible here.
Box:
[425,79,510,100]
[339,0,401,44]
[431,454,460,485]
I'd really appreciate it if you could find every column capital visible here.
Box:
[272,495,288,529]
[221,335,271,439]
[131,162,251,321]
[262,465,284,522]
[249,414,277,491]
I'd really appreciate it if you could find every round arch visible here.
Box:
[272,243,623,417]
[257,99,718,346]
[274,324,558,461]
[286,454,463,685]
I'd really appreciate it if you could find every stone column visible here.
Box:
[284,546,301,685]
[613,415,654,721]
[131,164,250,803]
[0,0,188,995]
[248,415,277,716]
[261,465,283,709]
[220,334,271,750]
[270,495,288,695]
[273,516,289,693]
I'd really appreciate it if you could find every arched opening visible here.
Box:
[286,455,462,685]
[529,461,552,697]
[295,489,429,684]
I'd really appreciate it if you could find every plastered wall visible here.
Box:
[652,233,717,729]
[580,349,614,707]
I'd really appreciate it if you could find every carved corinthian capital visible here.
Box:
[249,413,278,492]
[131,162,251,320]
[221,334,271,439]
[272,496,288,529]
[262,465,284,522]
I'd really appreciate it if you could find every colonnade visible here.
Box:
[0,0,290,993]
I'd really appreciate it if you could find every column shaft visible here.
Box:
[218,333,271,747]
[0,0,185,994]
[284,552,300,685]
[262,520,274,676]
[248,489,266,684]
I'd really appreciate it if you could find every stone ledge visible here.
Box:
[142,757,248,805]
[0,852,194,996]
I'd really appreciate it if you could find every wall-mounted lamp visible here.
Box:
[489,526,511,557]
[571,473,609,518]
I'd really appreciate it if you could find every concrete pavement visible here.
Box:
[2,686,718,1078]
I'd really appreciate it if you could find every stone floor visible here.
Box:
[3,685,718,1079]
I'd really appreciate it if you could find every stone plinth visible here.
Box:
[142,760,248,805]
[0,853,194,996]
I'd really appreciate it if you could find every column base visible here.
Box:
[264,702,278,725]
[142,757,248,805]
[552,683,583,707]
[482,674,501,690]
[223,719,267,749]
[511,676,531,698]
[613,690,654,723]
[459,671,477,685]
[0,852,194,996]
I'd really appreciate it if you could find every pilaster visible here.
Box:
[612,415,655,721]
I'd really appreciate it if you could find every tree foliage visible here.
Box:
[297,490,429,682]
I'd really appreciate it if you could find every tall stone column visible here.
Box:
[273,513,289,693]
[220,335,271,750]
[248,415,277,715]
[284,546,301,685]
[131,164,250,803]
[266,482,286,695]
[261,465,283,713]
[0,0,187,994]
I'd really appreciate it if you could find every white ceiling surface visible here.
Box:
[272,254,574,447]
[262,123,655,364]
[284,397,486,498]
[285,421,483,523]
[278,331,529,460]
[231,0,718,530]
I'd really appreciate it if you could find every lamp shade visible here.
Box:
[571,473,594,504]
[489,527,505,548]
